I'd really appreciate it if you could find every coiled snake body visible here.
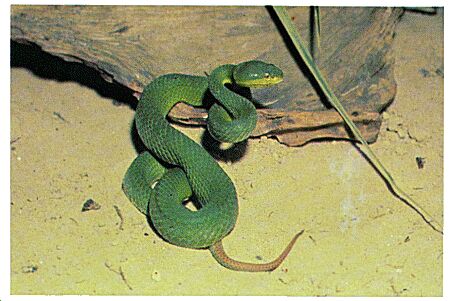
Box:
[123,61,302,272]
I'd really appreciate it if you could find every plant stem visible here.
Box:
[272,6,442,234]
[311,6,321,62]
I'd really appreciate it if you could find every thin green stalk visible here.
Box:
[273,6,442,234]
[311,6,321,62]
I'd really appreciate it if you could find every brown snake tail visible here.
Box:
[209,230,305,272]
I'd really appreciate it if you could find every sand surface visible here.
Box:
[10,10,443,296]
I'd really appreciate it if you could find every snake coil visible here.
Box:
[123,60,303,272]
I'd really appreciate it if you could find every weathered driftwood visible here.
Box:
[169,103,381,146]
[11,6,403,146]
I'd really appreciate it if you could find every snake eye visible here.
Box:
[264,73,270,79]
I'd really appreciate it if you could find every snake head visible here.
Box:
[233,60,283,88]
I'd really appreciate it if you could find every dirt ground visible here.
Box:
[10,10,443,296]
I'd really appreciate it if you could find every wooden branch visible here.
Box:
[169,103,381,146]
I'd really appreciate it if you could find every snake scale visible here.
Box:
[122,60,303,272]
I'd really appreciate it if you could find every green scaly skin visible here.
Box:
[123,61,302,271]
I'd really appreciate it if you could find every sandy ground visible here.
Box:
[10,10,443,296]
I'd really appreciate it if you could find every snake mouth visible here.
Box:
[242,76,284,88]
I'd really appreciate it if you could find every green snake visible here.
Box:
[122,60,303,272]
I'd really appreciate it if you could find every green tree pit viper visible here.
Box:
[122,60,304,272]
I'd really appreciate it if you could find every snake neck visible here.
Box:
[206,64,258,143]
[208,64,256,120]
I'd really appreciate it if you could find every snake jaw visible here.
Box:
[244,76,284,88]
